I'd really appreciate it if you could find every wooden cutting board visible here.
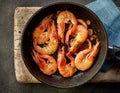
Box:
[14,7,120,83]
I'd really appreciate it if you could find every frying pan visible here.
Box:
[21,2,108,88]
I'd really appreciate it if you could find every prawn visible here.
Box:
[57,10,77,43]
[67,25,88,54]
[32,50,57,75]
[57,46,75,78]
[75,42,100,71]
[32,14,53,44]
[33,21,58,55]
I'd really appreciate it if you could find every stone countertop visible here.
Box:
[14,7,120,83]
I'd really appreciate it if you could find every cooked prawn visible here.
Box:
[33,21,58,55]
[32,14,53,44]
[75,42,100,71]
[68,25,88,53]
[57,46,75,78]
[57,10,77,43]
[32,50,57,75]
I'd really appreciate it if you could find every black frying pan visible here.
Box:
[21,2,108,88]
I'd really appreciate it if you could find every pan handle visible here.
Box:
[101,46,120,72]
[109,46,120,62]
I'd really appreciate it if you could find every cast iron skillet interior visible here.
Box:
[21,2,108,88]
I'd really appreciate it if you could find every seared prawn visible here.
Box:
[32,50,57,75]
[33,21,58,55]
[68,25,88,54]
[75,42,100,71]
[57,10,77,43]
[57,46,75,78]
[32,14,53,44]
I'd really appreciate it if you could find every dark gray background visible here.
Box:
[0,0,120,93]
